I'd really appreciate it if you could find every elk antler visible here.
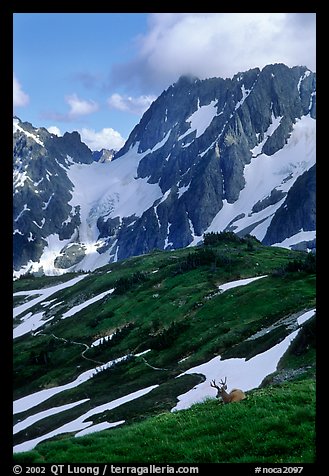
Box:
[210,379,220,390]
[219,377,227,387]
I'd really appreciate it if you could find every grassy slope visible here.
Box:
[13,236,316,462]
[14,378,316,463]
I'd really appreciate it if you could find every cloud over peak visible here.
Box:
[65,93,99,118]
[79,127,125,151]
[42,93,99,122]
[107,93,156,115]
[13,74,29,108]
[47,126,62,136]
[111,13,316,94]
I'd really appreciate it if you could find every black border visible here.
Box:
[5,3,322,470]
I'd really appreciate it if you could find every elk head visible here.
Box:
[210,377,246,404]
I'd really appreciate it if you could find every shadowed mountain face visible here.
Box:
[13,63,316,276]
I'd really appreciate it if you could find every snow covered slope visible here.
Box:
[205,115,316,242]
[13,63,316,276]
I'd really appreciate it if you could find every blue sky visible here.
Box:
[13,13,316,151]
[14,13,151,149]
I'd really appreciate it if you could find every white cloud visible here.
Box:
[13,74,29,108]
[44,124,125,150]
[65,93,99,118]
[107,93,156,115]
[112,13,316,92]
[79,127,125,151]
[47,126,62,136]
[42,93,99,122]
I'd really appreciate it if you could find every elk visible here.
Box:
[210,377,246,404]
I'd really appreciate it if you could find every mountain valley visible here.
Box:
[12,62,317,463]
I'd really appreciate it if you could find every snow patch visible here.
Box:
[13,170,29,189]
[13,399,89,435]
[218,275,267,293]
[31,234,72,276]
[42,194,54,210]
[178,100,218,142]
[206,115,316,242]
[61,288,115,319]
[272,230,316,250]
[143,130,171,154]
[13,120,45,147]
[178,183,190,198]
[33,218,45,229]
[13,275,88,319]
[65,143,163,262]
[13,312,54,339]
[297,308,315,325]
[14,204,30,222]
[14,385,157,453]
[234,84,251,111]
[91,332,116,348]
[13,354,131,415]
[172,309,315,411]
[297,70,311,92]
[251,113,283,157]
[75,420,124,437]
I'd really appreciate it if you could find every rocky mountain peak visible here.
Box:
[13,64,316,276]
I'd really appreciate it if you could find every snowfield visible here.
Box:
[13,275,90,338]
[206,114,316,241]
[18,141,166,277]
[13,266,315,453]
[13,275,88,319]
[14,385,158,453]
[13,355,132,415]
[14,111,315,278]
[61,288,115,319]
[66,144,163,244]
[172,308,316,411]
[218,275,267,292]
[13,305,315,452]
[178,99,218,142]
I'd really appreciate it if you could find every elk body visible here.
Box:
[210,377,246,404]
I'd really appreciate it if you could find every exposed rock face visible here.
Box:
[111,63,316,260]
[263,165,316,245]
[54,244,87,269]
[13,118,93,271]
[13,63,316,276]
[92,149,115,163]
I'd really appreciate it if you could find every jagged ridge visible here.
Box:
[13,63,316,276]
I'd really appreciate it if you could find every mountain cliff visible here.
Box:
[13,63,316,276]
